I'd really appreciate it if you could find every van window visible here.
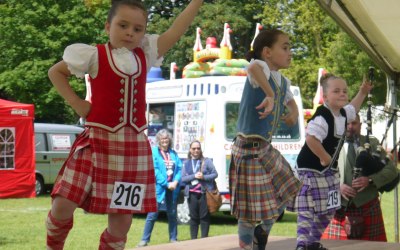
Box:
[35,132,47,151]
[225,103,239,140]
[147,101,207,153]
[225,102,301,141]
[148,103,175,147]
[148,103,175,137]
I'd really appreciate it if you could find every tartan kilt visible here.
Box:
[51,126,157,214]
[321,197,387,241]
[286,169,340,214]
[229,138,302,221]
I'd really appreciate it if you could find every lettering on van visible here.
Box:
[224,142,303,152]
[272,143,303,151]
[52,158,68,163]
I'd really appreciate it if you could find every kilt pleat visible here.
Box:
[321,198,387,241]
[286,169,340,214]
[229,137,302,221]
[51,127,157,214]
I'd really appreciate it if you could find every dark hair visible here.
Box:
[107,0,147,24]
[187,140,204,160]
[246,29,287,61]
[319,73,345,94]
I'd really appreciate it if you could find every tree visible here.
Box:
[322,31,386,104]
[0,0,108,123]
[0,0,390,123]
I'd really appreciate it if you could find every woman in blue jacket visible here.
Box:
[181,140,218,239]
[137,129,182,247]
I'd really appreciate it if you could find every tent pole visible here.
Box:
[388,76,399,243]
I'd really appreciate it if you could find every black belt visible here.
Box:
[242,154,259,160]
[241,141,262,149]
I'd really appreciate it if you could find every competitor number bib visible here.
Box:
[110,182,146,211]
[327,189,341,210]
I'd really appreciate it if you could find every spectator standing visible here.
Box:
[181,140,218,239]
[137,129,182,247]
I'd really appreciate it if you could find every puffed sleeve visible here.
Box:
[247,59,271,88]
[343,104,356,123]
[63,44,98,78]
[306,116,328,142]
[141,34,163,72]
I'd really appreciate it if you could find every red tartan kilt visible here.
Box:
[51,127,157,214]
[321,198,387,241]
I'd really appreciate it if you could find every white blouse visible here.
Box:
[306,104,356,142]
[247,59,294,104]
[63,34,163,78]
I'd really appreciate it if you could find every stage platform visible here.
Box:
[130,234,400,250]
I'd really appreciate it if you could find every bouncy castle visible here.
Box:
[182,23,263,78]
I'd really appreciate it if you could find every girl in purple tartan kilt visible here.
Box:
[229,29,303,250]
[46,0,203,249]
[286,74,372,250]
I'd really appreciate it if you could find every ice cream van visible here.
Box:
[145,75,305,223]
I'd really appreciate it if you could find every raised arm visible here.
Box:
[349,80,373,112]
[157,0,203,56]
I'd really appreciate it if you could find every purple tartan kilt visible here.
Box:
[286,168,340,214]
[229,137,302,221]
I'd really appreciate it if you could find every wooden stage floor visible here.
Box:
[129,235,400,250]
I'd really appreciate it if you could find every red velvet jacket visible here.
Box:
[85,43,147,133]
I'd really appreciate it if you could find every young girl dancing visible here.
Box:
[287,73,372,250]
[46,0,203,249]
[229,29,302,250]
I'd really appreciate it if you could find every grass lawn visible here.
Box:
[0,191,398,249]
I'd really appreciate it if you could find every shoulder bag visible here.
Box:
[201,159,222,213]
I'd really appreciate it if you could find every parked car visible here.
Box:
[34,123,84,195]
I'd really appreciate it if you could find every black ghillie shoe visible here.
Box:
[308,242,328,250]
[253,224,268,250]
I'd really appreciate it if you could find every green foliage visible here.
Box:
[323,31,386,103]
[0,0,392,122]
[0,0,108,123]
